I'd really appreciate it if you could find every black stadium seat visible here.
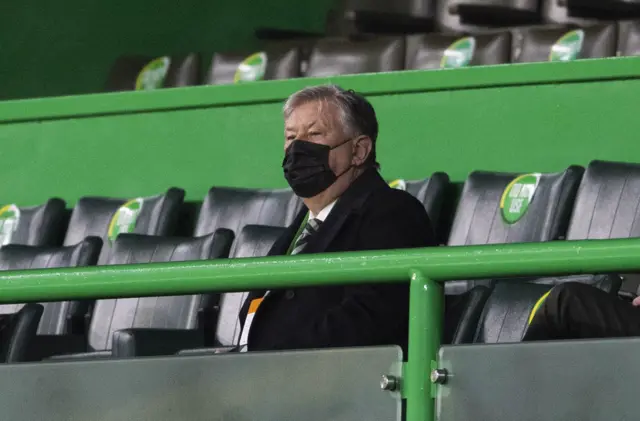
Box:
[104,232,234,358]
[214,225,286,347]
[473,161,640,344]
[205,45,302,85]
[618,20,640,56]
[12,231,235,362]
[64,188,185,264]
[0,199,66,247]
[437,0,539,32]
[388,173,450,242]
[446,167,584,294]
[406,31,511,70]
[305,36,405,77]
[105,54,200,91]
[442,167,583,344]
[513,23,617,63]
[326,0,435,35]
[194,187,301,238]
[567,160,640,241]
[0,237,102,362]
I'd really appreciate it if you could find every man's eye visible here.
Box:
[309,132,322,136]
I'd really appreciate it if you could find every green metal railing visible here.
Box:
[3,238,640,421]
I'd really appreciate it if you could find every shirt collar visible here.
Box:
[309,200,337,222]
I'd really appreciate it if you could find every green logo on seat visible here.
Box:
[0,205,20,246]
[549,30,584,62]
[500,173,541,224]
[441,37,476,69]
[108,198,144,243]
[135,57,171,90]
[388,179,407,191]
[234,52,268,83]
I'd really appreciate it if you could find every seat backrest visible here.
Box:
[64,188,184,264]
[194,187,301,238]
[406,31,511,70]
[105,55,200,91]
[87,231,234,351]
[567,160,640,240]
[0,237,102,334]
[205,46,301,85]
[306,36,405,77]
[618,20,640,57]
[446,167,584,293]
[0,199,66,247]
[513,23,617,63]
[215,225,286,346]
[388,173,450,240]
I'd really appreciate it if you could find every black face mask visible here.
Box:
[282,139,352,198]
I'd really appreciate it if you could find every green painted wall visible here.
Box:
[0,57,639,206]
[0,0,332,100]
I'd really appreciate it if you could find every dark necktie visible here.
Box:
[291,218,322,255]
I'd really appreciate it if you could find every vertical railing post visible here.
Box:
[405,270,442,421]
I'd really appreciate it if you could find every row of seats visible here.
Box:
[0,159,638,362]
[108,20,638,91]
[258,0,640,39]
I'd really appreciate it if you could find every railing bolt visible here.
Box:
[430,368,449,384]
[380,374,398,391]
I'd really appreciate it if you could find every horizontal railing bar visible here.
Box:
[0,238,638,303]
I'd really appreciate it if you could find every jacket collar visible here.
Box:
[270,167,387,256]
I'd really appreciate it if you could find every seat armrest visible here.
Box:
[2,303,44,362]
[112,328,205,358]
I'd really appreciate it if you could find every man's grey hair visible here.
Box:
[283,84,379,168]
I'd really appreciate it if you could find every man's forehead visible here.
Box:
[285,100,340,128]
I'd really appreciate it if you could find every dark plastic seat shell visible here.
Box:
[2,199,67,247]
[88,231,234,353]
[406,31,511,70]
[619,20,640,57]
[305,36,405,77]
[64,188,185,264]
[446,166,584,294]
[0,237,102,362]
[194,187,301,238]
[474,160,640,344]
[105,55,200,91]
[215,225,286,346]
[513,23,617,63]
[205,45,301,85]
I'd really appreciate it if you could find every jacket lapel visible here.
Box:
[301,168,387,254]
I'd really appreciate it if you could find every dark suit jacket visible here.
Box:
[241,168,436,352]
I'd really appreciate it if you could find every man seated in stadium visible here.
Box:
[524,282,640,340]
[237,84,436,353]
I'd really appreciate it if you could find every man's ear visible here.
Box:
[352,135,373,166]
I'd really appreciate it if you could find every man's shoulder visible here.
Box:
[365,184,428,216]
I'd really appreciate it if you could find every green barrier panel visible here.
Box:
[1,58,640,205]
[2,238,640,421]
